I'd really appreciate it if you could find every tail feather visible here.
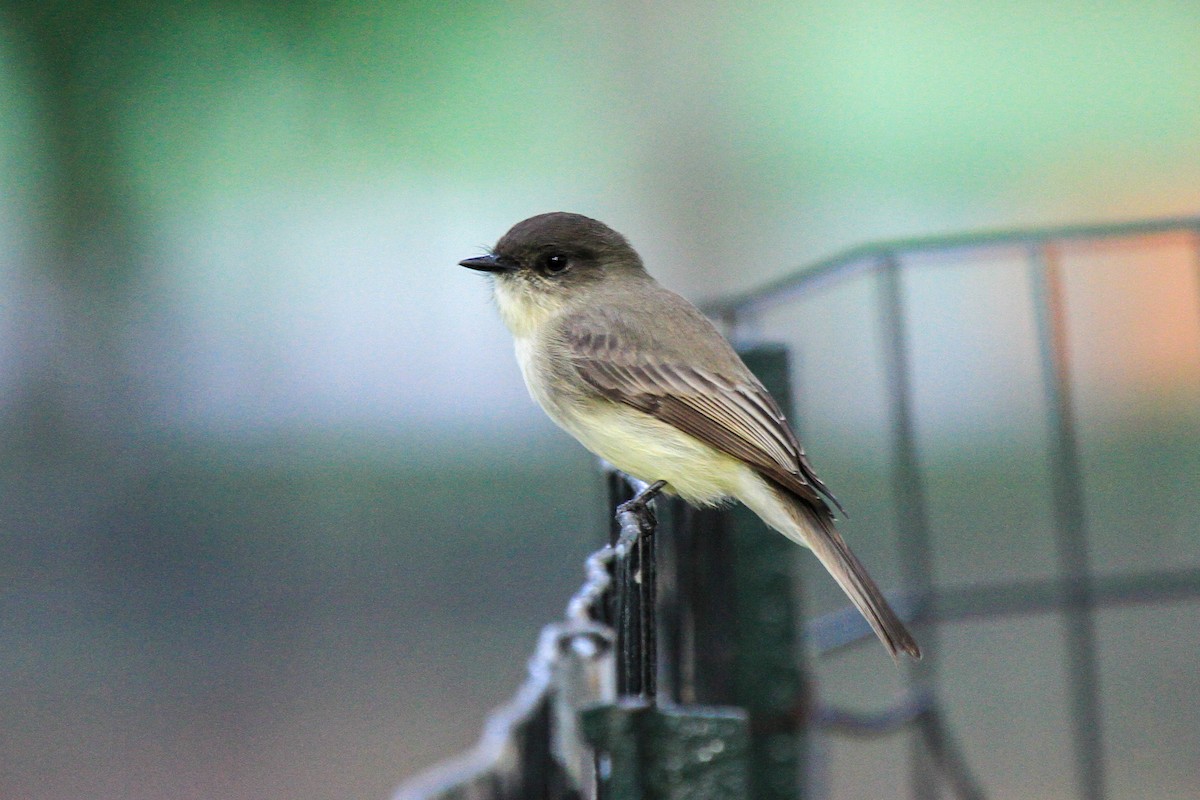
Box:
[779,491,921,661]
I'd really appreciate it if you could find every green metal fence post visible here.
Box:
[590,474,753,800]
[580,701,750,800]
[728,345,810,800]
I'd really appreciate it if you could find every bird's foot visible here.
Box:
[617,480,667,517]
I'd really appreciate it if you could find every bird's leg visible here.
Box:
[617,479,667,517]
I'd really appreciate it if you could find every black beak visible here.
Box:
[459,254,516,273]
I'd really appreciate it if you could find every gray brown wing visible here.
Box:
[565,324,843,514]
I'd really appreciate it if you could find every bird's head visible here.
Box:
[459,212,645,336]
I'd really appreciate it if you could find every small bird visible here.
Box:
[460,212,920,661]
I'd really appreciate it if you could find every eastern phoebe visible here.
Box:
[460,212,920,661]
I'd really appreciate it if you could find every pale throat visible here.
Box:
[492,278,560,340]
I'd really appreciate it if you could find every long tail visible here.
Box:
[775,489,921,661]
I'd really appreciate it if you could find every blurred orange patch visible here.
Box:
[1055,232,1200,416]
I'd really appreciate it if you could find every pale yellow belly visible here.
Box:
[552,400,748,506]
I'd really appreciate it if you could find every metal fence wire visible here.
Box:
[395,216,1200,800]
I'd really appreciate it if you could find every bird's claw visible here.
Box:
[616,479,667,517]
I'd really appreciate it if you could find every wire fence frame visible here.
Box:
[707,215,1200,800]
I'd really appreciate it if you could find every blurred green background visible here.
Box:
[1,3,1198,799]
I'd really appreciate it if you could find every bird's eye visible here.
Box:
[542,253,570,274]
